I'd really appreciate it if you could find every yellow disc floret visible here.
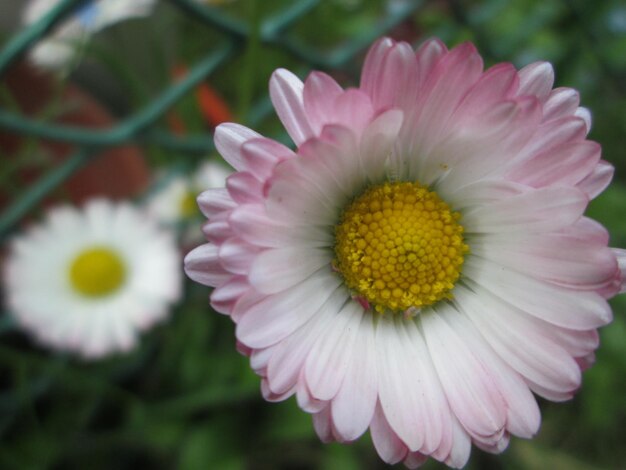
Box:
[69,246,126,298]
[334,181,468,314]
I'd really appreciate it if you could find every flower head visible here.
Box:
[22,0,156,69]
[184,37,626,467]
[4,199,181,359]
[145,161,232,238]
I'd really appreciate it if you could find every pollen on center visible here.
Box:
[333,181,468,314]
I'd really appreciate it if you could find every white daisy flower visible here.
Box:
[146,161,232,227]
[4,198,181,359]
[184,37,626,468]
[22,0,156,70]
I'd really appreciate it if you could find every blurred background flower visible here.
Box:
[0,0,625,469]
[145,160,232,246]
[22,0,157,70]
[4,198,181,359]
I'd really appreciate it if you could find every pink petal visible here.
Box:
[453,63,519,123]
[296,376,327,413]
[236,270,344,349]
[261,378,295,402]
[614,248,626,293]
[229,204,334,248]
[270,126,361,211]
[517,61,554,102]
[414,37,448,86]
[525,380,574,402]
[508,141,601,188]
[250,344,276,375]
[568,216,610,245]
[210,275,250,315]
[577,160,614,199]
[421,306,507,442]
[197,188,235,218]
[217,237,260,275]
[248,247,331,295]
[435,96,542,189]
[445,296,541,438]
[361,37,394,94]
[360,108,403,184]
[184,243,230,287]
[332,89,374,136]
[549,328,599,358]
[241,137,295,181]
[362,39,419,111]
[312,406,334,443]
[370,402,409,464]
[214,123,261,171]
[403,452,428,469]
[511,115,587,170]
[262,296,338,394]
[410,42,484,147]
[575,107,592,132]
[474,432,510,454]
[265,154,345,227]
[269,68,314,145]
[202,217,232,243]
[542,87,580,122]
[226,172,264,204]
[303,71,344,135]
[464,186,588,234]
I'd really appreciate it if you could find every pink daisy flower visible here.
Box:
[184,37,626,467]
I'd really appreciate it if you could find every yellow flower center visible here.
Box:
[334,181,468,314]
[69,247,126,298]
[180,190,198,218]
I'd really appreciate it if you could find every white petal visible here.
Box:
[304,301,362,401]
[263,294,339,394]
[465,258,612,330]
[444,417,472,468]
[376,316,425,451]
[456,285,583,394]
[330,311,378,441]
[463,186,587,234]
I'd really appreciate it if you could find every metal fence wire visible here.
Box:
[0,0,422,240]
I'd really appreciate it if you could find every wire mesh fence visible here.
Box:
[0,0,421,239]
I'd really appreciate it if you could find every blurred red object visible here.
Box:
[171,64,232,132]
[0,62,150,211]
